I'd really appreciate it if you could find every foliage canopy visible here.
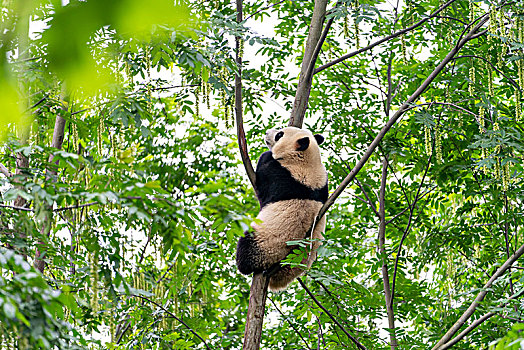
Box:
[0,0,523,349]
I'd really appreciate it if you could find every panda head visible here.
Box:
[265,126,324,162]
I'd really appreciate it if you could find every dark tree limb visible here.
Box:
[314,0,459,74]
[0,204,33,212]
[298,278,367,350]
[378,158,397,349]
[431,243,524,349]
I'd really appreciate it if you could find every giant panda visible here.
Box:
[236,126,328,291]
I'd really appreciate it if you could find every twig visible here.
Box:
[245,0,286,20]
[431,243,524,349]
[0,204,33,212]
[451,55,520,91]
[314,0,459,74]
[298,278,368,350]
[268,297,312,350]
[439,286,524,349]
[132,294,212,350]
[378,158,397,349]
[316,14,488,221]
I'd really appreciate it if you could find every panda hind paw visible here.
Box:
[236,234,263,275]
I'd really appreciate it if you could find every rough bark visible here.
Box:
[242,273,271,350]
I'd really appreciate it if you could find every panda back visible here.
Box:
[256,151,328,208]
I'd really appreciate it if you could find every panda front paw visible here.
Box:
[236,233,263,275]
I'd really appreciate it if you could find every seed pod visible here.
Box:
[125,61,132,83]
[481,148,488,175]
[354,19,360,49]
[494,157,501,180]
[502,161,510,191]
[468,67,475,96]
[424,126,432,155]
[479,107,485,132]
[97,114,103,157]
[487,63,494,96]
[343,16,350,38]
[516,90,521,121]
[195,85,200,116]
[401,35,407,63]
[435,125,443,164]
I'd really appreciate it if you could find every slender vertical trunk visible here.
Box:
[34,113,66,273]
[288,0,328,128]
[378,157,397,349]
[241,1,329,348]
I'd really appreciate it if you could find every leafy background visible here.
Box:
[0,0,523,349]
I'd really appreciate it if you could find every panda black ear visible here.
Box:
[297,137,310,151]
[314,134,325,145]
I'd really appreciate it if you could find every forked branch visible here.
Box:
[431,243,524,349]
[316,13,489,220]
[314,0,459,74]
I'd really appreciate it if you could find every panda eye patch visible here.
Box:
[275,131,284,142]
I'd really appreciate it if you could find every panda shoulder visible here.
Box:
[256,151,274,171]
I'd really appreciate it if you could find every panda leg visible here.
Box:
[269,216,326,291]
[236,232,266,275]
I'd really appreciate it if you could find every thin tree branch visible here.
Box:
[451,55,521,91]
[0,204,33,212]
[0,163,12,178]
[132,294,212,350]
[314,0,459,74]
[390,150,432,304]
[268,297,312,350]
[234,0,256,192]
[378,158,397,349]
[438,313,495,350]
[298,278,367,350]
[431,243,524,349]
[316,14,488,221]
[439,283,524,349]
[245,0,286,21]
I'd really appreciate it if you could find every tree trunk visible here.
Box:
[241,1,329,348]
[288,0,328,128]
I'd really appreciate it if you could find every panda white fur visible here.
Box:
[236,126,328,291]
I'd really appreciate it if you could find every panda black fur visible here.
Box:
[236,126,328,291]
